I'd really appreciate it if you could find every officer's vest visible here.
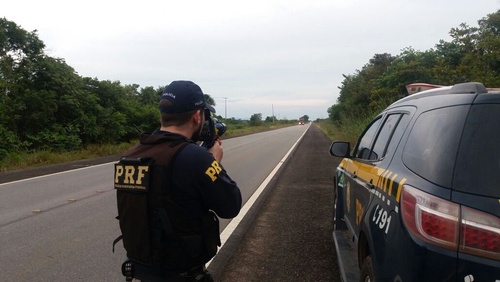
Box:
[113,133,221,271]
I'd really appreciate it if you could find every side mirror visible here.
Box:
[329,141,351,157]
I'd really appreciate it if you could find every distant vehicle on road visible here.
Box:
[329,82,500,282]
[298,117,305,125]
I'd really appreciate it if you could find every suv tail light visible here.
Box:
[401,185,500,261]
[460,206,500,260]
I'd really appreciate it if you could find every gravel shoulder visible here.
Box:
[209,124,342,281]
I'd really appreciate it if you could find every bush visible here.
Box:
[26,124,83,151]
[0,127,22,161]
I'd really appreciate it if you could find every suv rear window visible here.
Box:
[454,104,500,197]
[402,105,468,187]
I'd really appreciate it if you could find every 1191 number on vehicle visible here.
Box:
[372,205,392,234]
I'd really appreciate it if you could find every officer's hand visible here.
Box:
[209,138,223,162]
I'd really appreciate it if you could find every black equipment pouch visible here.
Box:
[201,211,221,260]
[179,211,220,261]
[121,260,134,282]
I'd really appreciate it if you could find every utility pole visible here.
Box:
[223,97,228,119]
[272,104,275,124]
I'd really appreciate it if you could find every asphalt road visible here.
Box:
[0,124,342,281]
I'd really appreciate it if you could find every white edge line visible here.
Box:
[207,123,310,266]
[0,162,115,186]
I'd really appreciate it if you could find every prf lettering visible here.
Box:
[115,165,149,185]
[205,160,222,182]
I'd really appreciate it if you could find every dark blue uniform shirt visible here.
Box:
[153,130,242,219]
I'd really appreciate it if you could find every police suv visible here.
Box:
[329,82,500,282]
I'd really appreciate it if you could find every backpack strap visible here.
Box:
[112,235,123,253]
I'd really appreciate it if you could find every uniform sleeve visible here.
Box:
[171,144,242,219]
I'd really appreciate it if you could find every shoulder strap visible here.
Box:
[112,234,123,253]
[139,133,190,147]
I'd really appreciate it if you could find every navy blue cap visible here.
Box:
[160,80,215,113]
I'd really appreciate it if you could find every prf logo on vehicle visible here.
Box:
[114,163,151,191]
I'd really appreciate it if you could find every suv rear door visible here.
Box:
[344,108,414,242]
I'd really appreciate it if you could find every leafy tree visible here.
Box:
[329,9,500,124]
[1,10,498,160]
[0,17,230,158]
[373,48,439,107]
[464,10,500,86]
[249,113,262,126]
[0,18,46,144]
[26,57,99,149]
[139,86,162,105]
[334,72,372,123]
[0,18,45,73]
[434,10,500,86]
[265,116,276,123]
[434,40,467,84]
[327,103,347,123]
[0,125,20,159]
[204,94,216,106]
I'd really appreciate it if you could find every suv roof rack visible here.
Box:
[450,82,487,94]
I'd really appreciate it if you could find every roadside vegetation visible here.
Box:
[316,115,376,146]
[0,119,298,172]
[0,143,132,172]
[0,17,303,172]
[1,10,498,171]
[319,9,499,145]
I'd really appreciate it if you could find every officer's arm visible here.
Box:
[201,158,242,219]
[208,138,223,162]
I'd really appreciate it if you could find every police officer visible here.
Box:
[115,80,242,281]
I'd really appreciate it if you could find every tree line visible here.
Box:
[0,17,305,161]
[0,18,172,160]
[2,10,498,160]
[328,9,500,124]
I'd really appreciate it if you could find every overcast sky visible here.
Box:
[3,1,499,120]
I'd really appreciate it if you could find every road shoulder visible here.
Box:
[209,124,342,281]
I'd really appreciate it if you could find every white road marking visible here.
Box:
[207,123,311,266]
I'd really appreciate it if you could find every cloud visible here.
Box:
[3,0,499,119]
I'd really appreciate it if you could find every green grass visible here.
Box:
[316,116,374,146]
[0,142,134,172]
[224,123,294,138]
